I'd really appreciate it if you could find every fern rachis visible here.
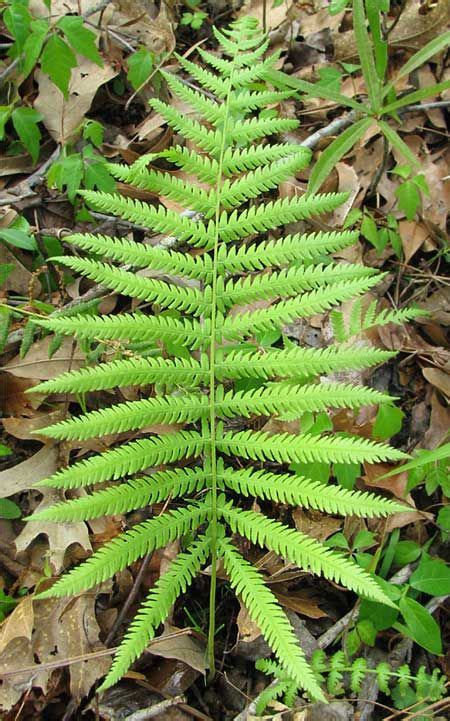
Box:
[27,18,415,700]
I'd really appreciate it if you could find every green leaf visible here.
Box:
[307,117,373,195]
[83,119,104,147]
[0,106,12,141]
[47,153,84,202]
[352,0,381,109]
[359,598,398,631]
[57,16,103,65]
[357,618,376,646]
[392,540,421,566]
[437,506,450,541]
[334,462,360,490]
[40,34,77,98]
[11,107,42,164]
[3,0,31,53]
[382,80,450,114]
[0,498,21,519]
[377,120,419,167]
[384,30,450,97]
[0,228,37,251]
[361,212,385,253]
[398,597,442,655]
[0,264,15,286]
[127,47,154,90]
[0,442,12,457]
[21,18,49,78]
[0,307,11,353]
[395,180,421,221]
[409,557,450,597]
[365,0,387,81]
[329,0,349,14]
[373,405,404,440]
[84,160,116,193]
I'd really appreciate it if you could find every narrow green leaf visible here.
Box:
[364,0,387,82]
[377,120,419,167]
[384,30,450,97]
[11,107,42,164]
[352,0,381,109]
[263,68,367,111]
[382,80,450,114]
[307,117,373,195]
[40,34,77,98]
[0,307,11,353]
[380,442,450,479]
[57,16,103,66]
[0,106,12,141]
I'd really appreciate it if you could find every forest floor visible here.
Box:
[0,1,449,720]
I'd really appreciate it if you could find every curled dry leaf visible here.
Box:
[422,367,450,399]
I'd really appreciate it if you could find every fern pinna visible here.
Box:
[28,18,416,700]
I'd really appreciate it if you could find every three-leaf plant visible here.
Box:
[27,18,418,700]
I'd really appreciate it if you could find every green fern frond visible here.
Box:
[149,98,223,154]
[223,264,376,306]
[174,54,230,97]
[218,428,406,465]
[36,430,206,489]
[222,276,383,339]
[158,145,218,184]
[36,313,209,348]
[331,299,425,341]
[220,465,404,517]
[198,40,270,74]
[52,257,208,315]
[38,393,210,441]
[28,468,209,522]
[222,143,309,175]
[217,383,393,419]
[36,502,209,598]
[80,190,213,247]
[218,193,348,242]
[217,229,359,273]
[221,504,394,607]
[99,535,210,692]
[24,17,417,698]
[31,355,207,395]
[216,346,396,381]
[162,69,225,125]
[220,539,325,701]
[64,233,212,281]
[220,152,311,209]
[109,159,215,216]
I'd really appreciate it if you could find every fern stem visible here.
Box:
[206,48,237,682]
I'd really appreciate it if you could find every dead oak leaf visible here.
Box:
[0,445,59,498]
[15,487,92,573]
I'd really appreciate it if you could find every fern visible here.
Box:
[27,17,417,699]
[256,653,447,713]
